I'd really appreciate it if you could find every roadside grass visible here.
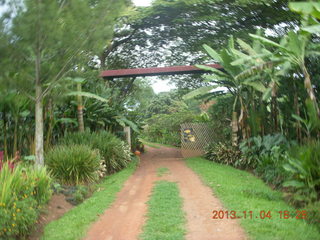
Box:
[140,138,179,149]
[41,159,138,240]
[186,157,320,240]
[157,167,170,177]
[140,181,186,240]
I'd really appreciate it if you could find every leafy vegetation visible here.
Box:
[45,145,101,185]
[283,142,320,205]
[204,142,242,166]
[0,163,52,239]
[60,130,132,174]
[186,157,320,240]
[143,111,208,147]
[182,1,320,220]
[1,0,320,238]
[140,181,186,240]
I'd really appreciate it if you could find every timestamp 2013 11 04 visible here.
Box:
[212,210,310,220]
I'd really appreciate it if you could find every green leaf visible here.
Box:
[220,49,241,76]
[262,87,272,101]
[183,86,219,100]
[302,24,320,34]
[283,180,305,188]
[203,44,222,62]
[237,38,257,56]
[72,77,86,84]
[230,48,249,59]
[203,75,228,83]
[287,31,303,56]
[242,81,267,93]
[195,64,227,76]
[55,118,78,125]
[289,2,316,15]
[235,61,275,81]
[67,91,110,103]
[116,117,140,133]
[249,34,288,52]
[292,114,306,124]
[283,163,298,173]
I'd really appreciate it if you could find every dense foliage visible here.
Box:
[143,111,208,147]
[283,142,320,205]
[187,3,320,223]
[1,0,320,236]
[46,145,101,185]
[60,130,132,174]
[0,163,52,239]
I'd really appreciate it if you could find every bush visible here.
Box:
[239,133,290,169]
[46,144,101,185]
[0,163,52,239]
[204,142,241,166]
[254,147,290,187]
[142,111,205,147]
[60,130,131,174]
[207,95,233,143]
[283,141,320,205]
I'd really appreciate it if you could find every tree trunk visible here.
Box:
[13,115,19,154]
[35,85,44,166]
[302,65,320,117]
[45,98,54,150]
[293,85,302,143]
[77,83,85,132]
[270,81,278,133]
[231,111,238,146]
[3,111,8,160]
[271,96,278,132]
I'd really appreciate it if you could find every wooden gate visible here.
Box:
[181,123,215,158]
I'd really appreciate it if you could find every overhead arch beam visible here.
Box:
[100,64,222,79]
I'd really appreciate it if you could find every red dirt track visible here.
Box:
[84,146,246,240]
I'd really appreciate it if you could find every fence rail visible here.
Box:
[180,123,215,158]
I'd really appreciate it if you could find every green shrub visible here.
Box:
[0,164,52,239]
[29,166,53,205]
[207,95,233,143]
[204,142,241,166]
[60,130,131,174]
[283,141,320,205]
[45,144,101,185]
[62,185,90,205]
[254,147,290,187]
[239,133,290,169]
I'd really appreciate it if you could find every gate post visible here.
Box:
[124,126,131,150]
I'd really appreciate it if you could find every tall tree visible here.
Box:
[5,0,130,166]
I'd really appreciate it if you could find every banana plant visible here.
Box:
[185,36,264,145]
[66,82,140,134]
[292,99,320,140]
[230,31,292,133]
[249,23,320,118]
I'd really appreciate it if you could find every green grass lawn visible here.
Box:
[186,157,320,240]
[139,181,186,240]
[157,167,170,177]
[41,159,138,240]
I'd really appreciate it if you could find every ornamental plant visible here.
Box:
[45,144,101,185]
[0,163,52,239]
[60,130,132,174]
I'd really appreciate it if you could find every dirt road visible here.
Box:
[84,146,246,240]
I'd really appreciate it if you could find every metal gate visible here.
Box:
[181,123,215,158]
